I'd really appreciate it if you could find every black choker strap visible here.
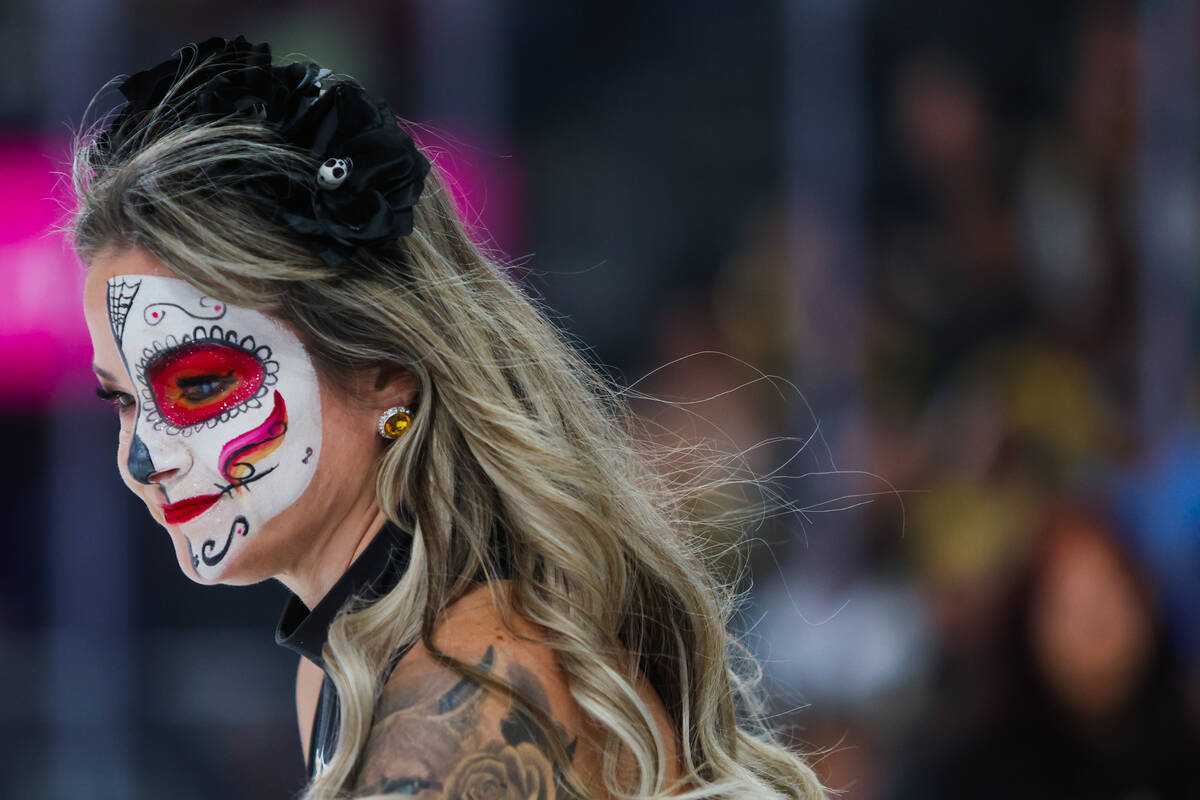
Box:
[275,510,415,668]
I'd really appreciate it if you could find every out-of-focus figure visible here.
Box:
[893,502,1200,799]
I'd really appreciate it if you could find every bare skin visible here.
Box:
[297,580,684,798]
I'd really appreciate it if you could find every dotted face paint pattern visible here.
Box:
[136,326,280,436]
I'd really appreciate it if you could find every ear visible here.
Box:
[363,363,421,414]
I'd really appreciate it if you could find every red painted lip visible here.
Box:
[161,493,222,524]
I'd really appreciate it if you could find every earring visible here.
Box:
[377,406,413,439]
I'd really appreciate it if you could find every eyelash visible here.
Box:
[95,387,136,414]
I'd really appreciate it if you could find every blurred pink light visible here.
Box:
[412,127,525,260]
[0,137,91,411]
[0,130,525,412]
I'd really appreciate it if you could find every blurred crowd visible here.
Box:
[1,1,1198,798]
[629,2,1200,797]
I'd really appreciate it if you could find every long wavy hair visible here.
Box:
[69,53,825,800]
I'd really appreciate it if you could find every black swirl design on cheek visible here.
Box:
[136,325,279,437]
[143,296,228,326]
[200,515,250,567]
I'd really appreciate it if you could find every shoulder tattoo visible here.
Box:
[353,645,583,799]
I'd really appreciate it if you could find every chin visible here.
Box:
[172,517,285,587]
[172,538,265,586]
[165,516,249,583]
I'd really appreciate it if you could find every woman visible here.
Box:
[75,37,824,799]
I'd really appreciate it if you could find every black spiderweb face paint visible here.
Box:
[107,278,141,347]
[106,275,324,579]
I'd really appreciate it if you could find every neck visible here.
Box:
[276,493,389,610]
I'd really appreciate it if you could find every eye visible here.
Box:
[143,342,266,427]
[176,370,238,403]
[95,386,136,415]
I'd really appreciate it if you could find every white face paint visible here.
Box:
[106,275,322,578]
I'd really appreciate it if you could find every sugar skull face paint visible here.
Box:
[106,274,322,579]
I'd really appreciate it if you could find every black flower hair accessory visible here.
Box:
[99,35,430,268]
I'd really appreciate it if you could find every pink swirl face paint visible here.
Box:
[219,391,288,483]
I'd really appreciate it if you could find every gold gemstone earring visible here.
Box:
[377,406,412,439]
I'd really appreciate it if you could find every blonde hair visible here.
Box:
[69,58,826,800]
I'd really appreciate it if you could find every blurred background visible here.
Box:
[2,0,1199,797]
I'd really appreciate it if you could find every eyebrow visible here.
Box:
[93,364,123,384]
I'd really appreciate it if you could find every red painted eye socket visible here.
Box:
[144,342,265,427]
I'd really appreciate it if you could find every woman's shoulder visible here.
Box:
[385,579,569,698]
[352,580,680,797]
[352,580,589,796]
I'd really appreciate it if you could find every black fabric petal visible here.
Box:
[98,35,430,270]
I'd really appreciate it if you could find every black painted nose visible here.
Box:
[127,432,157,484]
